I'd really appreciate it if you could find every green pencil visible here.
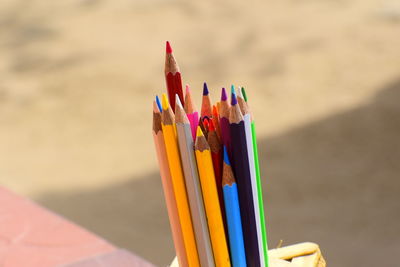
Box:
[242,87,269,267]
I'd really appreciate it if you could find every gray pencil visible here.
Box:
[175,96,215,267]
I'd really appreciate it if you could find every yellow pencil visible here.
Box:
[195,126,231,267]
[161,94,200,267]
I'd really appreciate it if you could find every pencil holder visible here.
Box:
[169,242,326,267]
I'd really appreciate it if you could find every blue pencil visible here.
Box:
[222,146,247,267]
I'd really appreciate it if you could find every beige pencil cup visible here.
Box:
[170,242,326,267]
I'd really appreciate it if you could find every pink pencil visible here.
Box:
[184,85,199,141]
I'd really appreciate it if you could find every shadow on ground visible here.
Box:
[37,79,400,267]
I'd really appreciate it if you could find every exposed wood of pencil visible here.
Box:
[229,100,260,267]
[195,128,231,267]
[238,89,265,266]
[219,88,231,155]
[201,83,212,118]
[237,90,249,116]
[161,95,200,267]
[184,85,197,115]
[222,160,235,187]
[184,85,199,141]
[165,41,184,111]
[152,102,188,267]
[175,99,215,267]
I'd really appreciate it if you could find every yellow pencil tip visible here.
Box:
[196,126,204,137]
[162,94,169,110]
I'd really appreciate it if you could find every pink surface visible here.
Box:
[0,187,115,267]
[60,249,155,267]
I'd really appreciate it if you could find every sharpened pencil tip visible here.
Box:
[231,90,237,106]
[203,82,209,96]
[231,85,235,95]
[175,94,183,109]
[241,87,248,102]
[166,41,172,54]
[209,119,215,131]
[196,126,204,137]
[237,86,244,98]
[185,84,190,95]
[161,93,169,110]
[221,87,227,101]
[223,146,230,165]
[153,100,160,113]
[212,105,218,116]
[155,95,162,113]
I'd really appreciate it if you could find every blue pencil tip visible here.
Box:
[231,90,237,106]
[223,146,230,165]
[203,82,209,95]
[155,95,162,112]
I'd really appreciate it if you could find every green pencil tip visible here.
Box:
[241,87,248,102]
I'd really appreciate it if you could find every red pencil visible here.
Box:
[208,119,222,198]
[165,41,184,111]
[212,104,221,140]
[207,119,227,236]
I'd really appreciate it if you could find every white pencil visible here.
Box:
[237,88,265,267]
[175,96,215,267]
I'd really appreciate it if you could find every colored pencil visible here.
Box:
[222,146,247,267]
[219,87,231,155]
[161,94,200,267]
[175,96,215,267]
[195,127,231,267]
[237,88,265,267]
[165,41,184,111]
[212,104,222,140]
[201,82,212,119]
[156,95,162,113]
[184,85,199,141]
[207,120,225,226]
[152,101,188,267]
[203,117,210,136]
[241,87,269,267]
[229,92,260,267]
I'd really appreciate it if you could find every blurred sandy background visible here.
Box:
[1,0,399,266]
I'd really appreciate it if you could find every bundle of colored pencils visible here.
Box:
[152,41,269,267]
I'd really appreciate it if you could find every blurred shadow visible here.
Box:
[37,79,400,266]
[261,78,400,267]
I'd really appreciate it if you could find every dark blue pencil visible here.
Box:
[222,146,247,267]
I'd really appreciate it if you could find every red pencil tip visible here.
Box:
[166,41,173,54]
[209,119,215,131]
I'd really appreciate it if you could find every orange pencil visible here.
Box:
[152,100,188,267]
[161,94,200,267]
